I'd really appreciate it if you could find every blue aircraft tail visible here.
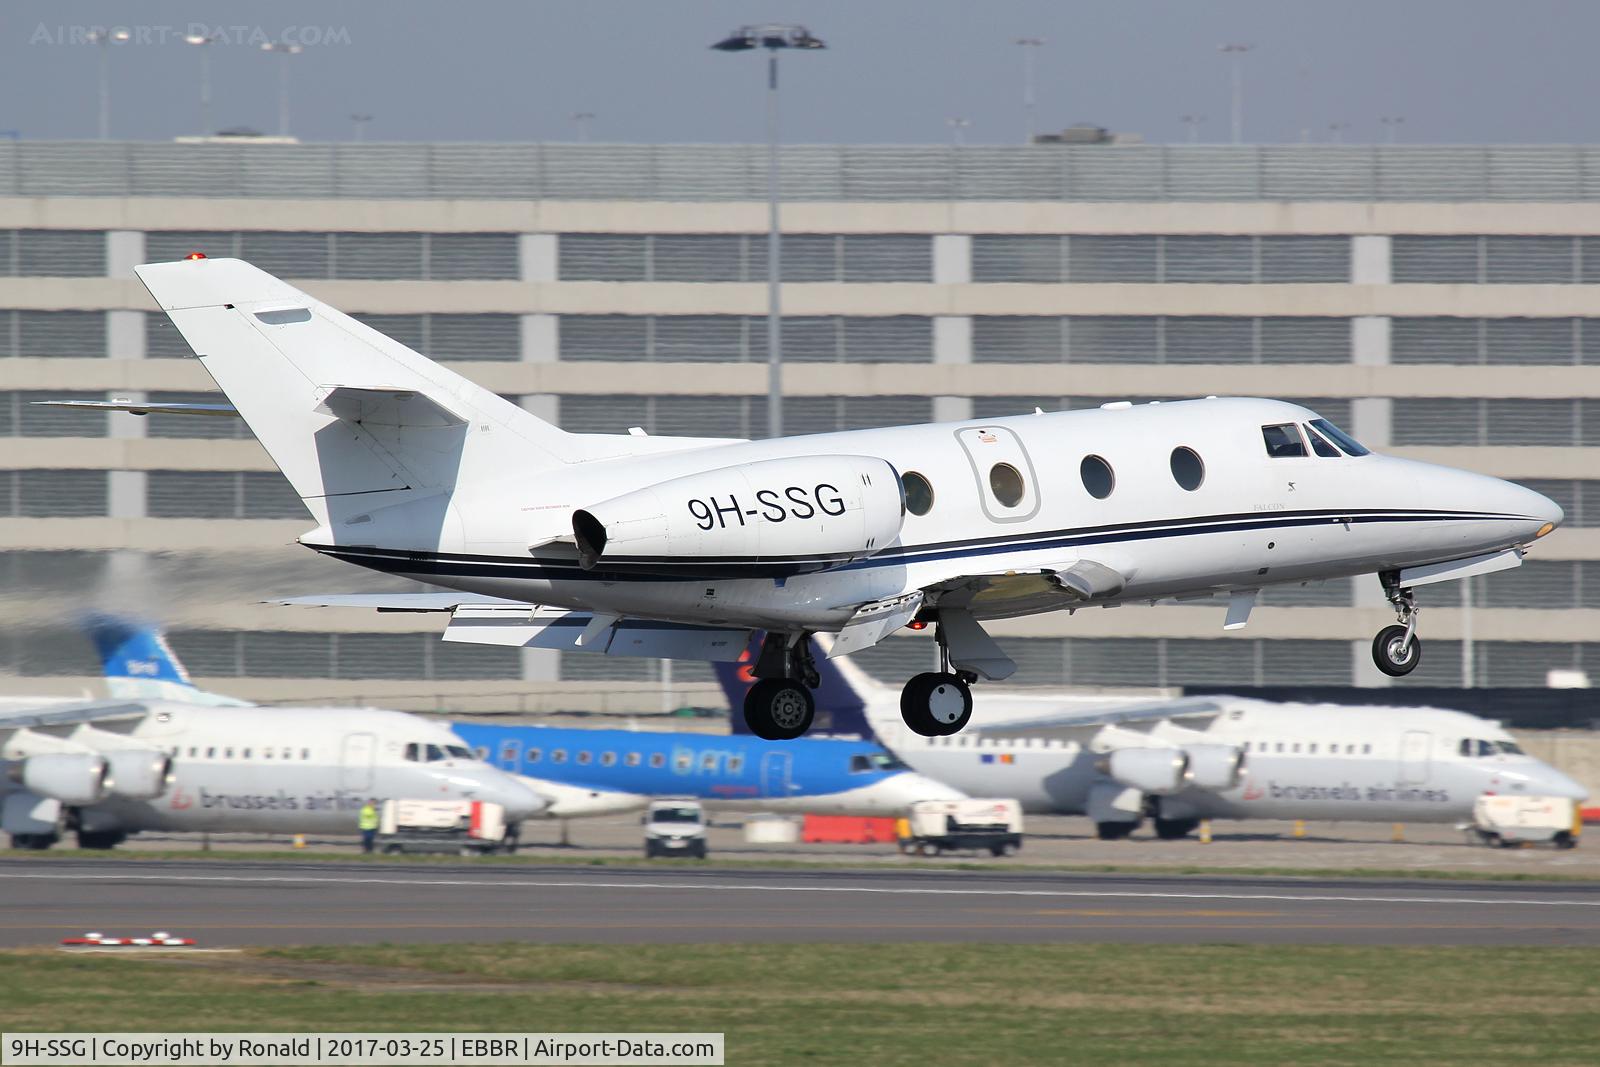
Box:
[84,614,250,706]
[712,633,877,739]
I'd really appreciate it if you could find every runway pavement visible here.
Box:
[2,858,1598,948]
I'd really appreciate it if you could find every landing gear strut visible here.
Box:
[899,623,975,737]
[1373,577,1422,677]
[741,633,818,741]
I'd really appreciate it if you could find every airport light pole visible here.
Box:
[571,111,596,142]
[1380,115,1405,144]
[183,33,220,137]
[712,24,826,440]
[260,42,303,137]
[1327,121,1351,144]
[1180,113,1207,144]
[350,113,373,142]
[89,28,130,140]
[1016,37,1044,143]
[946,117,971,147]
[1219,42,1254,144]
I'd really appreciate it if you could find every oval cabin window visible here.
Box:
[902,471,935,516]
[1080,455,1115,499]
[1170,446,1205,491]
[989,463,1025,508]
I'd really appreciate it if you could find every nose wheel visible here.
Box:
[1372,581,1422,677]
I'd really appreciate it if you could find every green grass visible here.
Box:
[4,846,1598,884]
[3,943,1599,1065]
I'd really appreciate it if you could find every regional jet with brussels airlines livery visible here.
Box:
[63,257,1561,742]
[714,636,1588,841]
[0,618,544,849]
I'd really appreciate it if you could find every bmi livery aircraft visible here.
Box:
[714,637,1587,840]
[77,257,1562,742]
[0,619,544,849]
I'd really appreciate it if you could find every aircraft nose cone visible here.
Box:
[1505,480,1563,536]
[480,775,548,820]
[1536,766,1590,803]
[886,772,967,809]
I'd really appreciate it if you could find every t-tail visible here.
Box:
[132,256,582,542]
[714,632,892,739]
[84,614,250,707]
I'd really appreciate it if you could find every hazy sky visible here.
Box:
[5,1,1598,146]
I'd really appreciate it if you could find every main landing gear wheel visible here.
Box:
[900,672,974,737]
[743,678,815,741]
[1373,624,1422,677]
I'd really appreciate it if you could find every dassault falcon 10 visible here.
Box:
[71,257,1562,741]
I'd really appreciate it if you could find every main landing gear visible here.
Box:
[899,624,975,738]
[742,633,820,741]
[1372,577,1422,677]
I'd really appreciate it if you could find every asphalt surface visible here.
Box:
[3,858,1598,948]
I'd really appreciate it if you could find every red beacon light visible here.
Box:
[185,251,206,260]
[906,619,927,631]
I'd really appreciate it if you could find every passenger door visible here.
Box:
[760,751,792,798]
[956,425,1041,523]
[340,732,376,793]
[1398,730,1431,784]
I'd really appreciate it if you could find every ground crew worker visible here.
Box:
[358,798,380,853]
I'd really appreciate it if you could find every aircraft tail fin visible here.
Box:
[133,257,578,530]
[713,632,886,739]
[85,614,251,707]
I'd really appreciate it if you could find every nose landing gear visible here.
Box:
[899,623,975,737]
[1373,580,1422,677]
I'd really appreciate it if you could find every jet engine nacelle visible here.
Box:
[1183,744,1245,791]
[8,753,112,805]
[1098,747,1191,796]
[572,455,904,574]
[102,750,174,800]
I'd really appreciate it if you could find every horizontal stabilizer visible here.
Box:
[445,607,751,661]
[30,399,238,418]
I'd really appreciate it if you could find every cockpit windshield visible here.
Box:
[1309,418,1370,457]
[849,752,910,774]
[405,742,476,763]
[1459,738,1525,758]
[1261,423,1307,458]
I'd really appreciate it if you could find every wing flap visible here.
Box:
[444,607,750,661]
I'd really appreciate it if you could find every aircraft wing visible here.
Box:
[271,592,526,612]
[0,700,152,735]
[969,695,1228,740]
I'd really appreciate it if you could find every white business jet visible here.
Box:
[81,257,1561,742]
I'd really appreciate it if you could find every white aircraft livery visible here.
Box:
[0,622,546,849]
[744,640,1588,841]
[98,257,1564,742]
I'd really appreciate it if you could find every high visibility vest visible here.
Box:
[358,804,379,831]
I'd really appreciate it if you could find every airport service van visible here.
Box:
[378,799,510,855]
[643,799,708,859]
[1468,795,1580,849]
[898,798,1023,857]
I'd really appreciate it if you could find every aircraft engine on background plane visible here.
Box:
[7,753,113,805]
[573,455,904,573]
[1097,747,1192,795]
[99,750,174,800]
[1181,745,1246,791]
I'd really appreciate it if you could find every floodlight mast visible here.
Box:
[711,24,826,440]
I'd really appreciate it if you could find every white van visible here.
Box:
[643,799,708,859]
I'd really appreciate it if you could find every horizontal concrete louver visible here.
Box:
[0,470,108,517]
[1,391,108,437]
[0,229,107,276]
[0,310,107,358]
[1393,398,1599,446]
[971,318,1349,365]
[146,471,306,520]
[162,630,522,682]
[557,233,931,283]
[971,235,1349,285]
[142,230,518,280]
[558,314,932,363]
[1392,317,1600,365]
